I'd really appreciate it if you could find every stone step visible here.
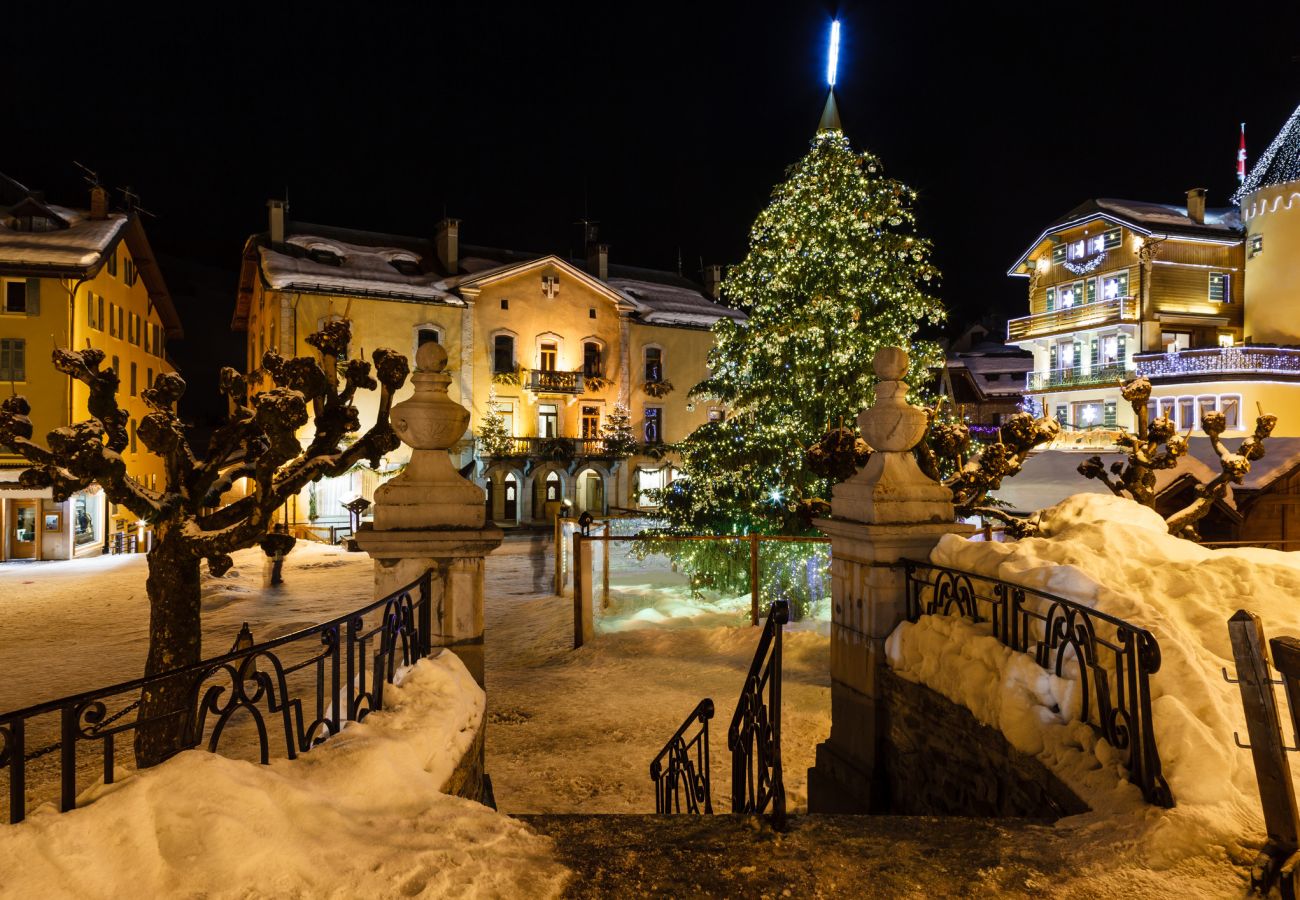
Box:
[519,813,1073,899]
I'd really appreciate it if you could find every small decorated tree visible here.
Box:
[477,386,512,457]
[600,402,637,458]
[1079,377,1276,538]
[0,320,408,766]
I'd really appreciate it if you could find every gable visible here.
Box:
[454,255,638,314]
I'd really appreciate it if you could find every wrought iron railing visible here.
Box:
[728,599,788,828]
[1025,363,1132,392]
[1135,346,1300,382]
[479,436,610,459]
[1007,296,1138,342]
[649,699,714,814]
[526,369,585,394]
[901,560,1172,807]
[0,572,433,824]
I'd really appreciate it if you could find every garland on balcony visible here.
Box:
[539,437,575,463]
[492,365,523,386]
[643,379,675,398]
[584,375,611,393]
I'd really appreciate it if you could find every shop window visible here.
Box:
[1162,331,1189,353]
[493,335,515,374]
[1054,405,1067,426]
[74,493,98,546]
[1218,333,1234,348]
[1157,397,1176,423]
[0,338,25,381]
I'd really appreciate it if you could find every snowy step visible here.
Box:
[520,813,1072,898]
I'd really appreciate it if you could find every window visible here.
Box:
[0,338,25,381]
[1074,401,1104,428]
[1162,331,1189,353]
[5,280,29,314]
[1178,397,1195,430]
[1100,334,1119,366]
[583,342,603,378]
[130,313,140,345]
[644,346,663,382]
[493,335,515,374]
[129,418,137,453]
[153,325,163,356]
[1197,396,1217,425]
[637,466,671,507]
[545,471,561,501]
[1221,396,1241,430]
[1045,286,1056,311]
[124,257,137,286]
[708,408,725,423]
[389,258,421,276]
[581,405,600,438]
[589,308,596,319]
[107,251,117,277]
[146,367,154,389]
[1250,234,1263,257]
[1209,272,1230,303]
[644,407,662,444]
[495,399,515,436]
[116,305,124,339]
[1102,270,1128,300]
[1057,340,1076,371]
[539,341,558,372]
[1068,239,1087,260]
[130,362,137,396]
[417,327,439,347]
[1157,398,1176,423]
[1218,333,1234,348]
[1051,244,1067,265]
[1104,400,1118,427]
[538,403,558,438]
[500,298,509,310]
[74,494,97,546]
[1054,404,1067,426]
[1057,281,1082,309]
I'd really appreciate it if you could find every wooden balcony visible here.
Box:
[1135,346,1300,383]
[526,369,585,394]
[1007,296,1138,342]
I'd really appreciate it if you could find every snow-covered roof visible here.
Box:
[258,225,461,305]
[948,351,1032,400]
[609,276,744,327]
[1235,101,1300,201]
[0,204,128,273]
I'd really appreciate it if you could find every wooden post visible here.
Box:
[1228,610,1300,895]
[602,523,611,610]
[750,533,760,627]
[572,534,594,648]
[553,515,564,595]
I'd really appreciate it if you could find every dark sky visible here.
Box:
[5,1,1299,421]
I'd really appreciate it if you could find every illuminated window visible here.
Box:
[1157,397,1176,423]
[644,407,662,444]
[1220,396,1241,430]
[708,408,725,423]
[1068,239,1086,260]
[1100,335,1118,365]
[1250,234,1263,257]
[539,341,558,372]
[1102,270,1128,300]
[1178,397,1194,429]
[1161,331,1189,353]
[1197,396,1217,425]
[637,466,670,507]
[545,471,560,501]
[1209,272,1230,303]
[1218,334,1234,348]
[538,403,558,438]
[581,405,600,438]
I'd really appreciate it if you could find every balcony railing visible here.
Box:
[1007,296,1138,342]
[1135,346,1300,382]
[480,436,611,458]
[1026,363,1132,392]
[527,369,585,394]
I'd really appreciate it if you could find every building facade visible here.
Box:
[0,174,183,560]
[232,206,740,529]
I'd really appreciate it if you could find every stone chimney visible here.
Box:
[89,185,109,221]
[267,199,288,245]
[436,218,460,275]
[587,243,608,281]
[1186,188,1207,225]
[703,264,723,300]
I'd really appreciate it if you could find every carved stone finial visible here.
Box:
[857,347,927,454]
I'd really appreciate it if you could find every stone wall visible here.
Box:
[878,668,1088,820]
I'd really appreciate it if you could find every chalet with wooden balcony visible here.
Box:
[1007,193,1244,431]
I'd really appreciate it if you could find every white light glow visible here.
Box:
[827,20,841,88]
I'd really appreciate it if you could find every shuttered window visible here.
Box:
[1209,272,1229,303]
[0,338,25,381]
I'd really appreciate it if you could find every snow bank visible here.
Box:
[887,493,1300,887]
[0,652,568,899]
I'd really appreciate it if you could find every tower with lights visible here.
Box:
[1238,102,1300,346]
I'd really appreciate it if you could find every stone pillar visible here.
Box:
[355,341,503,688]
[807,348,973,813]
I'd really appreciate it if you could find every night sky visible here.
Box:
[5,1,1299,422]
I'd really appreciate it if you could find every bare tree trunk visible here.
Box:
[134,533,204,767]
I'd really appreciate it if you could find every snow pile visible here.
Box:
[887,493,1300,888]
[0,653,568,899]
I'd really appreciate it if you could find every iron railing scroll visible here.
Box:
[728,599,788,829]
[649,699,714,814]
[902,560,1173,808]
[0,571,433,824]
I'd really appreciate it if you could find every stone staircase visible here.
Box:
[520,813,1072,899]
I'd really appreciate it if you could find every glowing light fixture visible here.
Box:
[826,20,841,88]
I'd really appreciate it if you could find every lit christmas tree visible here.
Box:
[600,401,637,458]
[663,122,945,536]
[476,387,511,457]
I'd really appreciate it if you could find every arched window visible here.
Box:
[583,341,603,378]
[493,334,515,374]
[545,471,560,501]
[539,341,558,372]
[644,346,663,383]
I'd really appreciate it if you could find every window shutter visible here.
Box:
[24,279,39,315]
[1072,341,1082,368]
[1104,400,1117,427]
[1090,336,1099,367]
[1117,333,1128,365]
[1086,278,1096,304]
[1045,287,1055,312]
[1049,343,1058,369]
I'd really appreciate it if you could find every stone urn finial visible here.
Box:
[370,342,485,530]
[829,345,956,525]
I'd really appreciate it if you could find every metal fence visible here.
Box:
[0,572,432,824]
[902,559,1173,808]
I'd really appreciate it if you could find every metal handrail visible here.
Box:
[649,699,714,814]
[901,559,1172,807]
[0,571,433,824]
[728,599,788,828]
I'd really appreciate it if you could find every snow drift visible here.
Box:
[0,652,567,899]
[888,493,1300,890]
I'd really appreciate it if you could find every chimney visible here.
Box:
[1186,188,1207,225]
[587,242,609,281]
[703,264,723,300]
[436,217,460,275]
[267,199,288,245]
[89,185,109,221]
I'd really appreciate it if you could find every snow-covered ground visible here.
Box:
[0,653,568,899]
[888,493,1300,898]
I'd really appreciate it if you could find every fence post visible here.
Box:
[1228,610,1300,894]
[573,534,594,648]
[602,523,611,610]
[554,515,564,595]
[750,533,760,627]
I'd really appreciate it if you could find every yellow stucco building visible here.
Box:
[0,174,183,560]
[233,206,740,529]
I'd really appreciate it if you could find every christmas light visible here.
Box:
[826,20,841,88]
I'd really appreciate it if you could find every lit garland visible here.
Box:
[1135,346,1300,379]
[1062,252,1106,275]
[1235,101,1300,203]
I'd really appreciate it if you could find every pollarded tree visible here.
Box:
[0,320,408,766]
[673,127,946,534]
